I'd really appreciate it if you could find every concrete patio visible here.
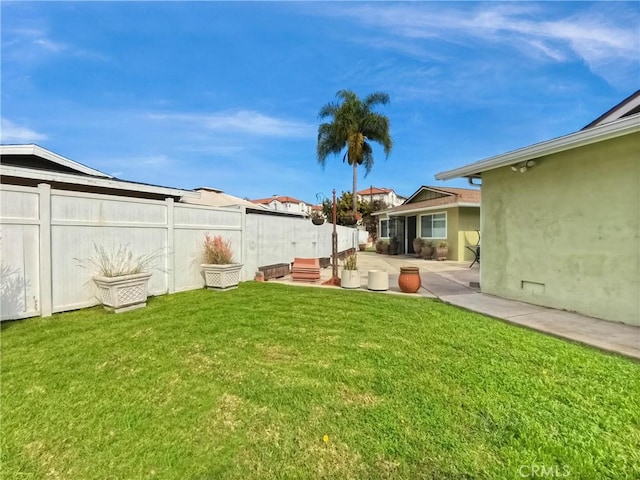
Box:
[272,251,640,361]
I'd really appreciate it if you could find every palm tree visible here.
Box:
[317,90,393,214]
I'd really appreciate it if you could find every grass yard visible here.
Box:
[2,283,639,479]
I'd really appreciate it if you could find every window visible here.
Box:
[420,213,446,238]
[380,219,389,237]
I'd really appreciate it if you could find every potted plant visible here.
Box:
[79,243,158,313]
[201,234,243,290]
[311,211,325,225]
[421,241,434,260]
[435,241,449,261]
[340,254,360,289]
[375,240,389,254]
[412,238,423,257]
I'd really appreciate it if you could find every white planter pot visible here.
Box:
[202,263,243,290]
[93,272,152,313]
[367,270,389,291]
[341,269,361,289]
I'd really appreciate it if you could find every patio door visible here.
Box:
[389,217,405,254]
[407,216,417,254]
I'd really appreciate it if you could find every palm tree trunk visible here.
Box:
[352,160,358,213]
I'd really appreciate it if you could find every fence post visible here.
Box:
[38,183,52,317]
[166,198,175,294]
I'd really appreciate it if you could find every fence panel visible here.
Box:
[173,204,243,292]
[0,186,41,320]
[244,213,358,277]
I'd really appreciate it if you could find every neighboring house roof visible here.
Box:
[1,144,112,178]
[251,195,308,205]
[357,187,393,195]
[184,187,266,209]
[582,89,640,130]
[435,113,640,181]
[0,144,197,200]
[374,185,480,216]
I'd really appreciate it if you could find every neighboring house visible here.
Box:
[435,90,640,326]
[250,195,311,217]
[357,186,405,207]
[374,186,481,261]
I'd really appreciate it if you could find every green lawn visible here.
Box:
[2,283,639,479]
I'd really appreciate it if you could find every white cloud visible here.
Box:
[149,110,315,138]
[0,118,47,143]
[322,3,639,86]
[2,24,107,64]
[33,38,68,53]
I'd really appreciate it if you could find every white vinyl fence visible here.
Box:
[0,183,357,320]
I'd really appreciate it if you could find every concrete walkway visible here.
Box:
[273,251,640,361]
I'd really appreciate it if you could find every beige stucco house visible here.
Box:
[436,90,640,325]
[250,195,311,217]
[374,186,481,261]
[357,186,406,207]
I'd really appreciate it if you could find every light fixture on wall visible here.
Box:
[510,160,536,173]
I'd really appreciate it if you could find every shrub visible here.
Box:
[79,243,160,277]
[343,254,357,270]
[203,234,234,264]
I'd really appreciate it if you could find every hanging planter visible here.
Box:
[311,216,325,225]
[341,211,361,226]
[398,266,421,293]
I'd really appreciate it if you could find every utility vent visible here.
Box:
[521,280,545,295]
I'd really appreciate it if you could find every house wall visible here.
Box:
[481,132,640,325]
[456,207,481,262]
[444,208,459,259]
[0,184,357,320]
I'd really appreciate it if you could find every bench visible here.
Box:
[258,263,291,280]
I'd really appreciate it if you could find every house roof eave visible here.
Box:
[435,113,640,181]
[372,201,480,217]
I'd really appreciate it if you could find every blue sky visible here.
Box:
[2,1,638,203]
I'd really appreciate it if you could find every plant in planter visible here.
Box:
[412,238,423,257]
[201,234,243,290]
[421,241,434,260]
[435,241,449,261]
[340,254,360,289]
[311,211,325,225]
[79,243,159,313]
